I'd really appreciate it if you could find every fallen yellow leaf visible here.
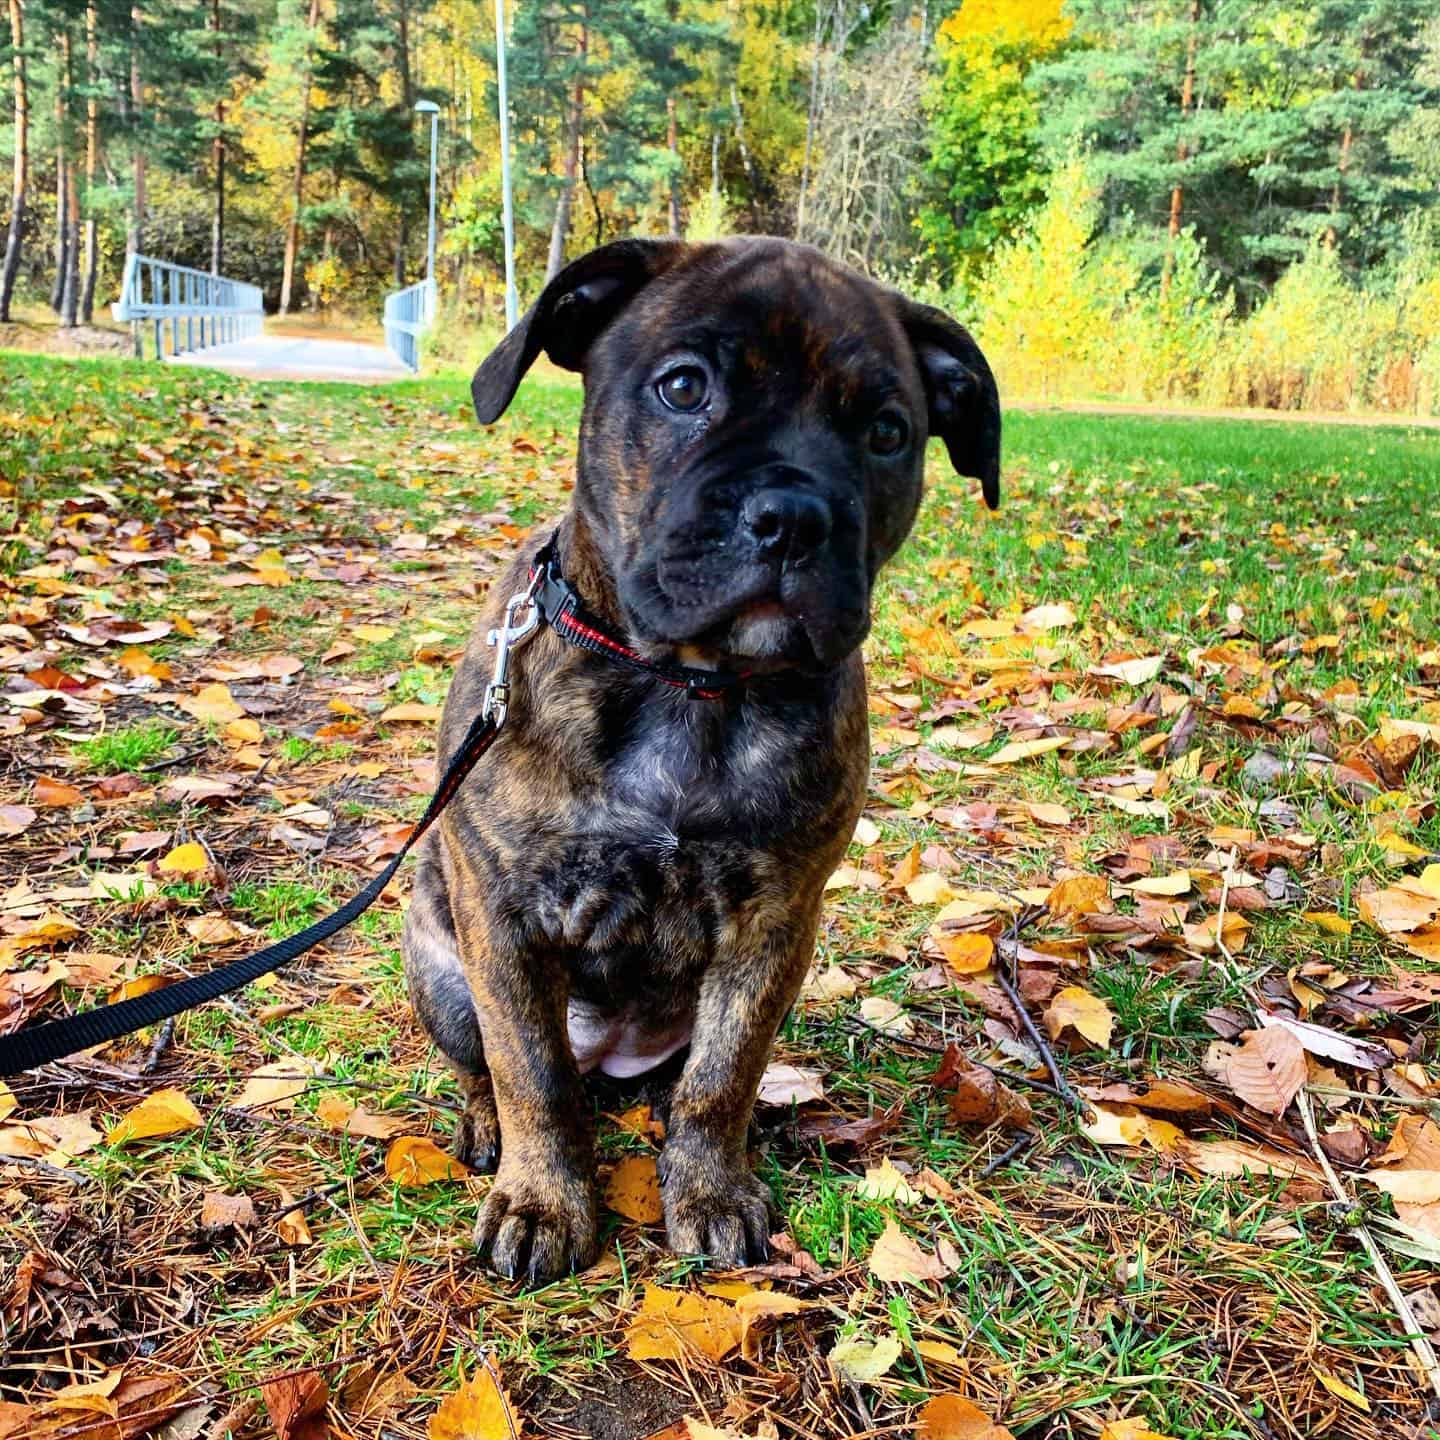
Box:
[107,1088,202,1145]
[385,1135,471,1186]
[429,1363,526,1440]
[1043,986,1114,1048]
[156,841,210,876]
[625,1285,742,1362]
[604,1154,664,1223]
[1314,1370,1370,1413]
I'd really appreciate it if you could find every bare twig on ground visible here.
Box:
[1296,1087,1440,1401]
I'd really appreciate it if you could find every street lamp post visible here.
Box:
[415,99,440,290]
[494,0,519,330]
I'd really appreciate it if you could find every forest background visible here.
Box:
[2,0,1439,413]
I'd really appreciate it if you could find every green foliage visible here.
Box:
[919,0,1073,276]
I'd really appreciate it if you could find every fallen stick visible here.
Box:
[1295,1086,1440,1401]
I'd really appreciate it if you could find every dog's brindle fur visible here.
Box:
[403,237,999,1285]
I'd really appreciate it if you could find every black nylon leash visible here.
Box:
[0,704,503,1077]
[0,534,744,1078]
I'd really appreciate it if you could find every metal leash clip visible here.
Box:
[482,568,544,726]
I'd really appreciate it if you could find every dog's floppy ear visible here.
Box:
[472,238,688,424]
[897,300,1001,510]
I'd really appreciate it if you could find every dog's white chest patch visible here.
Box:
[566,998,693,1078]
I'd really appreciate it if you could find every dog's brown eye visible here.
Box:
[869,413,908,456]
[657,367,708,413]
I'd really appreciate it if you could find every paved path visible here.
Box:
[167,333,411,383]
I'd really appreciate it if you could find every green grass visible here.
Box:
[73,721,181,773]
[4,349,1437,1439]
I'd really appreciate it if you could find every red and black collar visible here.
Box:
[528,533,747,702]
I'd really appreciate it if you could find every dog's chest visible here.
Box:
[513,702,815,985]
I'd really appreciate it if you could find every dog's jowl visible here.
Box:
[402,237,1000,1284]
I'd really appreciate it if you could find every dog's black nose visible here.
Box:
[741,488,832,561]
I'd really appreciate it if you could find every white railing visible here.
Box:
[383,277,435,372]
[112,253,264,361]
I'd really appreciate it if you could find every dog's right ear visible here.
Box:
[472,239,689,424]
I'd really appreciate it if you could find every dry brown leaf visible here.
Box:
[604,1154,664,1223]
[0,805,37,837]
[1081,1080,1212,1114]
[756,1063,826,1106]
[625,1285,742,1362]
[200,1190,257,1231]
[428,1363,525,1440]
[106,1088,202,1145]
[380,701,443,723]
[1177,1137,1323,1184]
[314,1092,409,1140]
[1223,1027,1306,1116]
[32,775,84,808]
[384,1135,470,1186]
[1357,882,1440,935]
[867,1218,952,1285]
[261,1369,329,1440]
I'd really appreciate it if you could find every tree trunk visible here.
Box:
[393,0,412,285]
[129,5,145,253]
[280,0,323,314]
[730,82,756,204]
[0,0,27,323]
[50,39,67,314]
[1161,0,1200,298]
[666,95,681,237]
[60,122,80,326]
[80,0,99,322]
[211,0,224,275]
[710,130,720,205]
[795,0,827,240]
[545,23,586,282]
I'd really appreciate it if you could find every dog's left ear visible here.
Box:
[472,238,689,424]
[897,300,1001,510]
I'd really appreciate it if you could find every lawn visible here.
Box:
[2,349,1439,1440]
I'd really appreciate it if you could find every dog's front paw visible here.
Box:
[452,1084,501,1174]
[474,1161,598,1285]
[660,1148,776,1267]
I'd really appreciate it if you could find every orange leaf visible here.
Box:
[916,1394,1016,1439]
[936,932,994,976]
[384,1135,470,1186]
[33,775,84,808]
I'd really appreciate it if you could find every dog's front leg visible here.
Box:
[659,904,819,1266]
[452,888,598,1285]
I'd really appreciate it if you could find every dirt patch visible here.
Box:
[0,320,132,356]
[538,1371,687,1439]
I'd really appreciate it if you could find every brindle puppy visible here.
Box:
[403,237,999,1285]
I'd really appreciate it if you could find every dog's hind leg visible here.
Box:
[403,837,501,1172]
